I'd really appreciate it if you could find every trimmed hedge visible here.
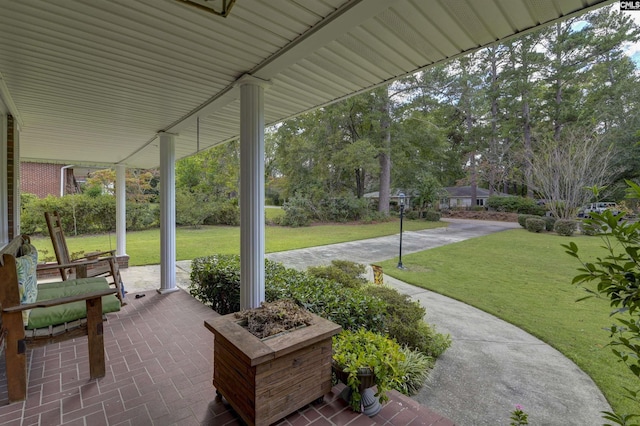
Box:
[518,214,543,228]
[190,255,386,333]
[21,193,159,235]
[487,196,545,215]
[554,219,577,236]
[543,216,557,232]
[525,217,546,233]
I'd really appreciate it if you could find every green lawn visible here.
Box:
[30,220,636,415]
[29,219,445,266]
[378,229,637,416]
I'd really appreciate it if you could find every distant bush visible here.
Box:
[518,214,542,228]
[543,216,557,232]
[488,196,545,215]
[205,200,240,226]
[280,194,312,227]
[21,193,161,235]
[580,220,601,236]
[554,219,577,236]
[424,211,441,222]
[316,196,370,222]
[525,217,545,233]
[176,190,214,228]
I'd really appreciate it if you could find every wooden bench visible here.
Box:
[0,235,121,403]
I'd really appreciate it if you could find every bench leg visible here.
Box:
[86,297,106,379]
[5,311,27,402]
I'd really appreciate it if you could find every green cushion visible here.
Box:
[27,278,121,330]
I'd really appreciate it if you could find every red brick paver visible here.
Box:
[0,290,454,425]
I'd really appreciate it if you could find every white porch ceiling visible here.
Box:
[0,0,614,169]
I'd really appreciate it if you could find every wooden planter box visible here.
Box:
[204,312,341,426]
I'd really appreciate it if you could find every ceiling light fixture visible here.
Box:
[175,0,237,18]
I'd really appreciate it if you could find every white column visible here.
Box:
[158,132,178,294]
[238,75,269,309]
[115,164,127,257]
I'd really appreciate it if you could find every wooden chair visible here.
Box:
[44,211,126,305]
[1,234,120,402]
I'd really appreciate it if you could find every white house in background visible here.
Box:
[440,186,511,209]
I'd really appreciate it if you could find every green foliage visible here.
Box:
[543,216,557,232]
[205,200,240,226]
[127,203,160,230]
[332,329,405,410]
[553,219,577,236]
[491,197,545,215]
[316,196,370,222]
[21,193,158,235]
[189,256,386,332]
[424,211,441,222]
[510,405,529,425]
[525,217,545,233]
[176,190,214,228]
[517,214,542,228]
[279,193,312,227]
[357,285,451,356]
[189,254,241,315]
[563,180,640,424]
[306,260,367,288]
[395,347,434,396]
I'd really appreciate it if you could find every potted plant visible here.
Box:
[332,329,405,414]
[204,299,342,426]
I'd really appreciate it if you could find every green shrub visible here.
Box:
[423,211,441,222]
[332,329,405,410]
[554,219,577,236]
[395,347,434,396]
[189,254,241,314]
[176,190,214,228]
[580,220,601,236]
[190,256,386,333]
[205,200,240,226]
[405,210,420,220]
[316,196,370,222]
[488,196,545,215]
[525,217,545,233]
[366,285,451,356]
[280,194,312,227]
[518,214,542,228]
[360,210,391,224]
[543,216,557,232]
[307,260,367,288]
[127,203,159,231]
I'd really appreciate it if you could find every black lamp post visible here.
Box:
[397,192,405,269]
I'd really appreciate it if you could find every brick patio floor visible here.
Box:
[0,290,455,425]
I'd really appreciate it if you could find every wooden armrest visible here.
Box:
[2,289,117,313]
[36,259,99,271]
[78,250,116,260]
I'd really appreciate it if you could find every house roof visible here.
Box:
[444,186,510,198]
[0,0,613,169]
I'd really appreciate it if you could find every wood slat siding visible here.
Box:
[205,312,341,426]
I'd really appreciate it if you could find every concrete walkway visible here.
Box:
[122,218,612,425]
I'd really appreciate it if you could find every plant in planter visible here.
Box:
[332,329,405,413]
[205,299,341,426]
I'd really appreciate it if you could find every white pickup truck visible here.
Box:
[577,202,621,218]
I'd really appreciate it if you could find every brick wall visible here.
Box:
[21,162,64,198]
